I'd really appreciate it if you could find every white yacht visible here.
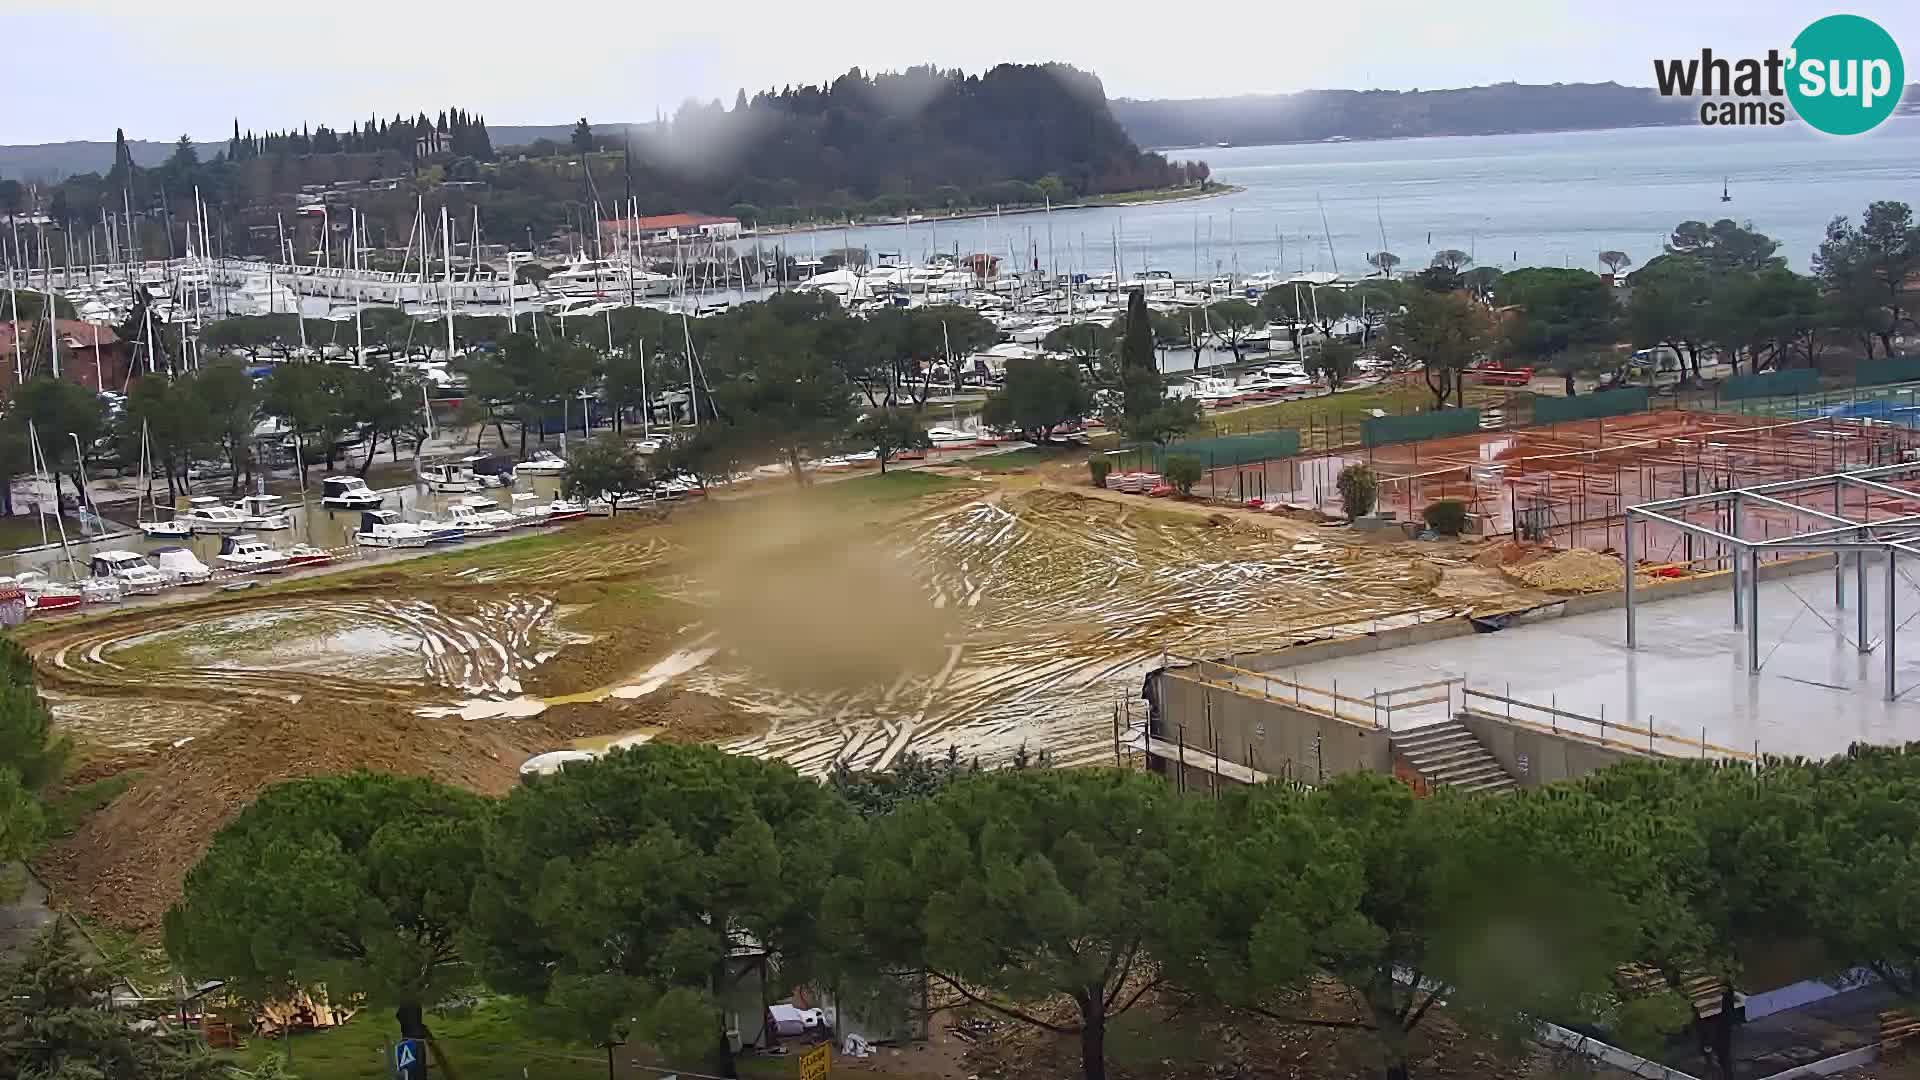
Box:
[450,496,519,530]
[88,550,170,595]
[151,546,213,585]
[418,462,481,494]
[180,497,249,534]
[509,492,552,527]
[355,510,431,548]
[513,449,568,477]
[443,503,501,535]
[232,494,293,530]
[217,534,290,573]
[925,426,984,446]
[545,257,675,299]
[321,476,384,510]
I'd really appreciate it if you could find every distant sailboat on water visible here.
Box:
[1721,176,1732,203]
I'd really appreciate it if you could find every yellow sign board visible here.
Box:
[799,1042,831,1080]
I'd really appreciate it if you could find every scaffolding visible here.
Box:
[1625,459,1920,701]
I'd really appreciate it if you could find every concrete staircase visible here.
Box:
[1392,722,1518,794]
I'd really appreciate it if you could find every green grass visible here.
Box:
[1200,383,1428,438]
[233,998,606,1080]
[961,445,1084,473]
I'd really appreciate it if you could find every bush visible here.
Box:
[1088,455,1112,488]
[1423,499,1469,536]
[1163,454,1203,496]
[1336,464,1377,520]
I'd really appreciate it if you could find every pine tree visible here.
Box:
[109,127,134,182]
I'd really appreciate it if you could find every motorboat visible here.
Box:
[233,494,294,530]
[925,426,982,446]
[512,449,569,477]
[321,475,384,510]
[443,503,501,535]
[355,510,431,548]
[180,497,249,534]
[418,461,481,494]
[463,454,516,487]
[450,496,519,530]
[284,544,336,568]
[87,550,170,595]
[216,534,290,573]
[137,517,194,540]
[408,514,467,544]
[12,571,85,613]
[509,492,552,526]
[151,546,212,584]
[543,497,592,522]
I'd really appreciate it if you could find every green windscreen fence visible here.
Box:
[1854,357,1920,387]
[1721,369,1819,400]
[1532,388,1650,425]
[1153,430,1301,470]
[1362,409,1481,447]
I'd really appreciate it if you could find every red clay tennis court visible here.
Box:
[1218,409,1920,562]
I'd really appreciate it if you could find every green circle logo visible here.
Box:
[1787,14,1905,135]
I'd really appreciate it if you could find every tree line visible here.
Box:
[17,65,1209,263]
[1352,201,1919,408]
[138,737,1920,1080]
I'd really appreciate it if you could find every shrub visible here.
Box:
[1089,455,1113,488]
[1423,498,1469,536]
[1336,464,1378,519]
[1163,454,1204,496]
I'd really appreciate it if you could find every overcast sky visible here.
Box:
[4,0,1915,144]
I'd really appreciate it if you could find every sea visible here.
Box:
[768,116,1920,278]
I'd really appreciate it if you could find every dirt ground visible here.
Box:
[23,473,1550,931]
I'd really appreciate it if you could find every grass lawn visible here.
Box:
[957,445,1085,473]
[233,999,607,1080]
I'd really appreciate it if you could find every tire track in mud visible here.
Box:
[29,591,579,745]
[718,490,1474,774]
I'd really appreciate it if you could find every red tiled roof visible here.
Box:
[0,320,121,352]
[603,213,738,231]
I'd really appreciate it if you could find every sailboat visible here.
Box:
[1721,177,1732,203]
[135,421,193,538]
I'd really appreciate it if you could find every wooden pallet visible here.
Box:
[1615,964,1731,1018]
[1879,1009,1920,1052]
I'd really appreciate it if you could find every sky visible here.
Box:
[3,0,1916,144]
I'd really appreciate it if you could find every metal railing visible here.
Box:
[1461,684,1756,762]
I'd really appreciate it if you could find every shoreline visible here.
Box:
[750,183,1245,240]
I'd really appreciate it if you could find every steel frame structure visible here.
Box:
[1624,459,1920,701]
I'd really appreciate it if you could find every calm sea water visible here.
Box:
[774,117,1920,277]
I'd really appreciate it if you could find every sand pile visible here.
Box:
[1504,549,1627,593]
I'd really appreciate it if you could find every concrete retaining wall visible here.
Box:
[1456,709,1644,786]
[1157,672,1390,789]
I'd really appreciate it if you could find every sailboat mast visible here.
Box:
[441,205,456,364]
[352,208,366,364]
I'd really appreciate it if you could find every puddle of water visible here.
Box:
[572,726,663,753]
[546,643,718,705]
[416,695,549,721]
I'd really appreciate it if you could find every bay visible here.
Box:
[770,117,1920,277]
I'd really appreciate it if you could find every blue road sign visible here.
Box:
[395,1038,425,1079]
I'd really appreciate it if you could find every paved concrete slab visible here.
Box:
[1261,555,1920,760]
